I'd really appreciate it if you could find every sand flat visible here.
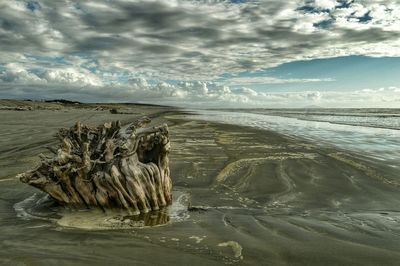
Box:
[1,101,399,265]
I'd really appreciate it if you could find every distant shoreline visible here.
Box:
[0,99,182,116]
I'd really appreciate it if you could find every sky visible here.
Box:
[0,0,400,108]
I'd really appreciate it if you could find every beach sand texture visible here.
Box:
[1,101,399,265]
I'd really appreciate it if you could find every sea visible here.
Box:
[191,108,400,166]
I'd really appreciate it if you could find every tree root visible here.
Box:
[18,117,172,215]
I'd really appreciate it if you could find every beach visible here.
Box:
[1,101,399,265]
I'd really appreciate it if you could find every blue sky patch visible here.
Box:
[26,1,41,12]
[314,18,335,29]
[218,56,400,92]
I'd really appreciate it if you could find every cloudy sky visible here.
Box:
[1,0,400,108]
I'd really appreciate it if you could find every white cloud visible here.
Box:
[305,91,322,101]
[0,63,44,83]
[2,71,399,107]
[314,0,338,10]
[1,0,400,82]
[0,0,399,107]
[224,76,334,86]
[42,68,103,86]
[234,87,258,97]
[0,63,103,87]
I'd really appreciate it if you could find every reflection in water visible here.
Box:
[190,110,400,164]
[14,190,189,230]
[57,208,171,229]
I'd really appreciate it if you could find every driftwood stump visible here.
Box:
[18,117,172,215]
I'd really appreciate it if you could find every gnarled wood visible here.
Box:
[18,117,172,215]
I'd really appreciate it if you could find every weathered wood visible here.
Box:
[18,117,172,215]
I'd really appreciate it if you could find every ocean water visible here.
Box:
[191,109,400,166]
[252,109,400,130]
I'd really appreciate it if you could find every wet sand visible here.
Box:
[1,101,399,265]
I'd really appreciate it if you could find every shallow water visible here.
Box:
[1,108,400,265]
[191,109,400,165]
[13,190,190,230]
[251,108,400,130]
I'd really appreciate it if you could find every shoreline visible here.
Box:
[1,103,400,265]
[1,104,398,196]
